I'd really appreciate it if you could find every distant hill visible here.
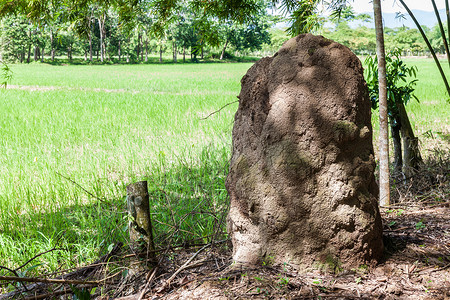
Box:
[351,9,446,29]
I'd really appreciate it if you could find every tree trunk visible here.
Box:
[50,30,55,62]
[396,101,422,176]
[159,44,163,63]
[27,44,31,63]
[40,45,44,62]
[183,46,186,62]
[390,118,402,174]
[173,41,177,62]
[140,36,144,62]
[118,40,121,61]
[34,46,38,61]
[220,39,229,60]
[98,18,104,63]
[137,32,141,61]
[373,0,390,207]
[27,29,31,64]
[126,181,155,259]
[89,32,93,62]
[201,44,203,60]
[145,38,148,62]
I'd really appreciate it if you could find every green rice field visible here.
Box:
[0,58,448,277]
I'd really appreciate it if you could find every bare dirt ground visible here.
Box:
[120,206,449,300]
[1,155,448,300]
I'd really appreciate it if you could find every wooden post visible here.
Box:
[127,181,155,258]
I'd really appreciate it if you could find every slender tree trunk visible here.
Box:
[50,30,55,61]
[183,46,186,62]
[41,45,44,62]
[118,40,121,61]
[390,118,402,174]
[159,45,163,63]
[27,44,31,63]
[137,32,141,61]
[98,18,104,62]
[27,28,31,63]
[396,101,422,176]
[201,44,203,60]
[373,0,390,206]
[145,38,148,62]
[89,32,93,62]
[399,0,450,98]
[103,30,107,61]
[447,0,450,55]
[34,46,38,61]
[431,0,450,68]
[173,41,177,62]
[220,39,229,60]
[140,36,144,62]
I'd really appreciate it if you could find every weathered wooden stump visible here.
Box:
[127,181,155,258]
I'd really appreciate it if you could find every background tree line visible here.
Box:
[2,10,447,64]
[0,2,273,63]
[263,7,448,57]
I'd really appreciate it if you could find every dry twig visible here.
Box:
[200,100,238,120]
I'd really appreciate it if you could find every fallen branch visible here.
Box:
[0,266,29,292]
[200,100,238,120]
[22,289,70,300]
[0,242,122,300]
[138,267,158,300]
[159,239,228,290]
[15,246,64,273]
[0,275,100,285]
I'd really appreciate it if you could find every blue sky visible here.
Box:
[351,0,445,13]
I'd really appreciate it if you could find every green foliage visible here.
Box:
[0,15,33,62]
[0,0,273,64]
[285,0,323,36]
[365,49,419,119]
[415,219,426,231]
[70,285,95,300]
[1,61,12,87]
[277,275,289,286]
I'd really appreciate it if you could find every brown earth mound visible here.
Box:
[226,33,384,270]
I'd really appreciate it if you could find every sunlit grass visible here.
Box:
[0,58,448,277]
[0,62,249,275]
